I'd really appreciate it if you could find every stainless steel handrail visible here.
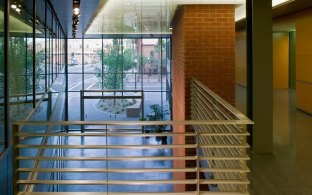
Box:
[17,192,249,195]
[12,78,252,195]
[13,120,253,126]
[190,79,251,193]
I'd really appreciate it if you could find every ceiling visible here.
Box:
[236,0,312,31]
[0,10,34,33]
[50,0,100,38]
[85,0,244,35]
[52,0,244,38]
[50,0,312,38]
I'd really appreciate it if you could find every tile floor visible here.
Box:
[236,86,312,195]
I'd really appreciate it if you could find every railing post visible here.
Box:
[80,90,85,133]
[196,128,200,195]
[48,91,52,118]
[105,124,108,192]
[135,73,137,90]
[12,124,20,195]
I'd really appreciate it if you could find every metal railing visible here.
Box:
[12,79,253,195]
[191,79,251,193]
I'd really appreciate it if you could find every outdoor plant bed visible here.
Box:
[96,99,136,115]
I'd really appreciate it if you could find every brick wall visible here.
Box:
[172,4,235,192]
[173,5,235,119]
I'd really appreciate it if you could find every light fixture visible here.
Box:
[10,0,23,13]
[29,17,40,25]
[73,0,80,15]
[72,0,80,38]
[15,7,21,13]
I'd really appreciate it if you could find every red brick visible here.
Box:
[172,4,235,192]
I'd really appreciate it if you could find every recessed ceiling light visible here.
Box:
[272,0,294,7]
[235,0,295,21]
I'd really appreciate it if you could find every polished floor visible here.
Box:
[236,86,312,195]
[55,133,173,192]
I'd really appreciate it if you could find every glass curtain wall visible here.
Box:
[0,0,66,154]
[68,37,171,128]
[0,0,4,152]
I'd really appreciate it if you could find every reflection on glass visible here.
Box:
[9,36,34,121]
[85,0,172,34]
[7,0,66,123]
[36,38,46,93]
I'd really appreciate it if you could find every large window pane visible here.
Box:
[9,35,33,121]
[0,0,4,151]
[83,39,101,90]
[67,37,171,123]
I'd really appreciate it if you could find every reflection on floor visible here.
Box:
[58,134,173,192]
[236,85,312,195]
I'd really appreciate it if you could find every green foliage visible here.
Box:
[95,39,124,90]
[144,104,169,133]
[9,37,44,95]
[9,37,30,95]
[123,48,134,71]
[137,55,148,69]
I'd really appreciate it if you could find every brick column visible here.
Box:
[171,4,235,192]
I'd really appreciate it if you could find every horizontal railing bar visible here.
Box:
[199,179,250,185]
[17,179,197,185]
[16,132,195,137]
[17,179,249,185]
[17,192,249,195]
[83,96,142,99]
[16,156,198,161]
[16,144,198,149]
[17,168,198,173]
[198,132,249,136]
[80,90,143,93]
[200,167,250,173]
[16,167,250,173]
[16,132,250,137]
[191,79,250,122]
[192,87,235,121]
[200,144,249,148]
[12,120,254,126]
[199,156,250,160]
[17,156,249,161]
[16,144,249,149]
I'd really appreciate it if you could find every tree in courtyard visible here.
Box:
[123,48,135,71]
[95,39,138,89]
[95,39,123,90]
